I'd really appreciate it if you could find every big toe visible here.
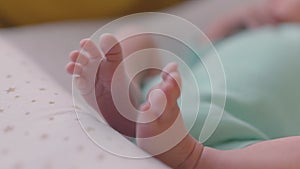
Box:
[99,33,123,62]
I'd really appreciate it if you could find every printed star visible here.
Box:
[6,87,15,94]
[40,133,49,140]
[3,126,14,133]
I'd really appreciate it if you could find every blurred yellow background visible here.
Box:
[0,0,183,27]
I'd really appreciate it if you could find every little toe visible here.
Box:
[80,39,102,59]
[65,62,83,75]
[66,62,74,74]
[99,33,123,62]
[69,50,89,65]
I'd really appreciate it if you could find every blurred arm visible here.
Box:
[198,136,300,169]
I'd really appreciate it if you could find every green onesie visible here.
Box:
[142,24,300,150]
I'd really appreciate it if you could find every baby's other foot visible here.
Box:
[66,34,137,137]
[137,63,198,168]
[137,62,182,137]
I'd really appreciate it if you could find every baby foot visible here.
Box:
[137,63,200,168]
[137,62,182,137]
[66,34,137,137]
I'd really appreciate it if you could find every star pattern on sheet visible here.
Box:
[40,133,49,140]
[6,87,15,94]
[3,126,14,133]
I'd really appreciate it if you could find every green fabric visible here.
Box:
[142,24,300,150]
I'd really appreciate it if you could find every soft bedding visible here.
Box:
[0,38,168,169]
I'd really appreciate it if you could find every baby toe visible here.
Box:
[162,65,182,100]
[162,62,178,81]
[80,39,102,59]
[166,71,182,90]
[69,50,89,66]
[99,33,123,62]
[147,89,167,117]
[65,62,83,75]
